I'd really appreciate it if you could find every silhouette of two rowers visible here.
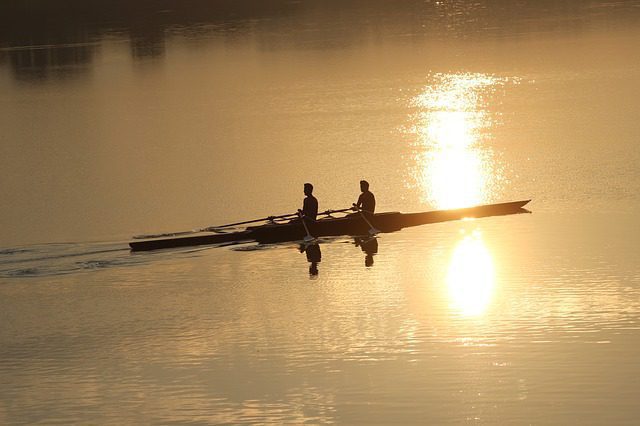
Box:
[297,180,376,222]
[296,181,378,276]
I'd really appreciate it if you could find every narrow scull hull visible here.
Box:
[129,200,530,251]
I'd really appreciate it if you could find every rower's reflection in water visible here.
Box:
[299,243,322,276]
[354,237,378,267]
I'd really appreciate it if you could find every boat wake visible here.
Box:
[0,241,213,279]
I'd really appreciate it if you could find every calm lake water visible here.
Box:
[1,0,640,423]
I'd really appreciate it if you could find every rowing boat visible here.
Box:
[129,200,531,251]
[130,200,531,251]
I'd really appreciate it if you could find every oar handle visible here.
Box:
[319,207,354,216]
[352,204,374,215]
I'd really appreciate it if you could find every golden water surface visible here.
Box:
[1,1,640,424]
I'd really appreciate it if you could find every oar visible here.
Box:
[133,207,356,240]
[210,207,355,229]
[133,212,298,239]
[203,212,299,232]
[298,211,317,244]
[269,207,353,223]
[353,205,380,236]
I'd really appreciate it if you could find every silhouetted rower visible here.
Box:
[355,180,376,216]
[300,182,318,221]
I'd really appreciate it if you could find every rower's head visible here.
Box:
[360,180,369,192]
[304,183,314,196]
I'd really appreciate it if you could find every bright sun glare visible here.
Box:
[446,231,495,317]
[411,73,510,209]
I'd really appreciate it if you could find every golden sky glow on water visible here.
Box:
[446,230,495,317]
[410,73,512,209]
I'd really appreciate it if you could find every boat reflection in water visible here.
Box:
[354,237,379,267]
[299,242,321,277]
[446,231,495,317]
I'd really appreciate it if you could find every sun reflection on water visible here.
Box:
[447,231,495,317]
[410,73,513,209]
